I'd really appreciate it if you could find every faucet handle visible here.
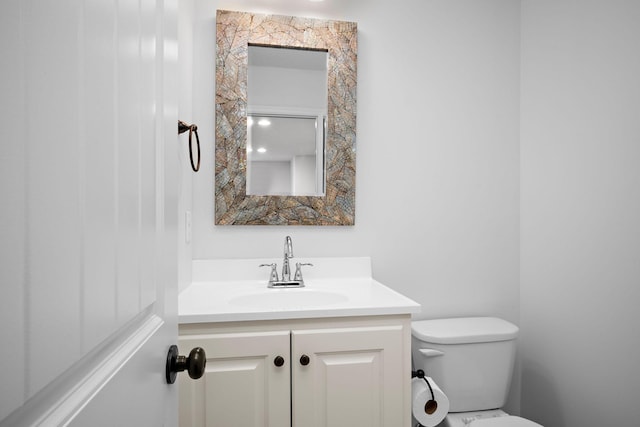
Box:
[259,263,279,283]
[293,263,313,282]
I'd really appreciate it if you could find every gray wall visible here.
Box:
[188,0,521,318]
[177,1,640,425]
[181,0,522,413]
[520,0,640,426]
[181,1,640,424]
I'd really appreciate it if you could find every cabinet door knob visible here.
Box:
[300,354,310,366]
[166,345,207,384]
[274,355,285,367]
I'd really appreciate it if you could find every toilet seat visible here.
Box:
[470,415,542,427]
[443,411,543,427]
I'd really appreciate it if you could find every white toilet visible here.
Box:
[411,317,542,427]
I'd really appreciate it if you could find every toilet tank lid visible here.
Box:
[411,317,519,344]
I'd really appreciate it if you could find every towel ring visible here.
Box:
[178,120,200,172]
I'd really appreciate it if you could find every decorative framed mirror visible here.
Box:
[215,10,357,225]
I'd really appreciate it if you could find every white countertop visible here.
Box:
[179,257,421,324]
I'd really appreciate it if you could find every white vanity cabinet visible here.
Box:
[178,329,291,426]
[178,315,411,427]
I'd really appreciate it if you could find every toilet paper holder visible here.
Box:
[412,369,437,415]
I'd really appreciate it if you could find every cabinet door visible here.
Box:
[292,325,405,427]
[179,331,290,427]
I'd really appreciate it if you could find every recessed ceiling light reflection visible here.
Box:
[257,147,267,153]
[257,119,271,126]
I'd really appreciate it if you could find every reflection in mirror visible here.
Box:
[247,115,325,196]
[248,45,328,109]
[215,10,357,225]
[247,45,328,197]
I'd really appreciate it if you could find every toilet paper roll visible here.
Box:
[412,377,450,427]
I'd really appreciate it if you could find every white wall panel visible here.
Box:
[0,0,180,421]
[0,1,26,418]
[116,0,143,324]
[139,0,159,311]
[23,0,83,397]
[82,0,118,354]
[177,0,195,294]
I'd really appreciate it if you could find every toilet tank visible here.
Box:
[411,317,518,413]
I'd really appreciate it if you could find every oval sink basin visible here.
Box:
[229,289,348,309]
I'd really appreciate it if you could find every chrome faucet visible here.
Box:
[282,236,294,281]
[260,236,311,287]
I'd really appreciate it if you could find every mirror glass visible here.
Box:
[247,115,325,196]
[215,10,357,225]
[247,45,328,196]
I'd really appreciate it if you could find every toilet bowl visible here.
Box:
[411,317,542,427]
